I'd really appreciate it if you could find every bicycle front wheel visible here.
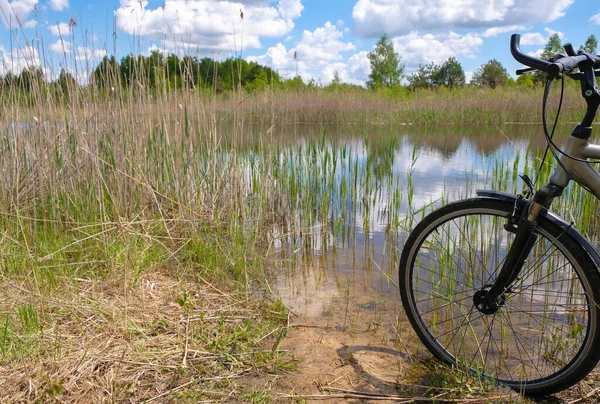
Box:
[399,198,600,395]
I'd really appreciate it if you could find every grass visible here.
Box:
[0,37,305,400]
[0,269,294,402]
[4,82,592,131]
[3,26,600,401]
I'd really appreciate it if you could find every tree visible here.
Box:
[1,72,16,89]
[245,69,269,91]
[516,73,535,88]
[580,34,598,54]
[408,62,438,89]
[408,57,465,90]
[57,68,77,97]
[542,33,563,60]
[472,59,509,88]
[367,34,404,89]
[90,52,282,94]
[330,71,342,86]
[91,56,120,89]
[18,66,45,93]
[532,33,564,83]
[433,57,465,88]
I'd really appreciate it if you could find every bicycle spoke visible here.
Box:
[406,203,596,390]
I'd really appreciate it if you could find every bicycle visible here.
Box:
[399,34,600,396]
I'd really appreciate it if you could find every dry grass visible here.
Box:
[0,31,593,403]
[0,268,290,403]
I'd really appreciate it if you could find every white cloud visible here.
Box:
[114,0,303,53]
[147,43,166,56]
[294,21,355,65]
[348,51,370,81]
[0,44,40,76]
[544,27,564,40]
[321,59,367,86]
[247,21,355,82]
[48,0,68,11]
[591,13,600,25]
[49,39,107,61]
[352,0,574,37]
[278,0,302,20]
[520,32,546,45]
[247,42,310,80]
[0,0,38,28]
[49,38,68,53]
[519,28,564,46]
[48,22,71,36]
[24,19,37,28]
[321,62,348,83]
[250,28,476,85]
[482,25,524,38]
[527,49,544,58]
[392,31,483,68]
[465,70,474,83]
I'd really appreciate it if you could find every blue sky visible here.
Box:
[1,0,599,85]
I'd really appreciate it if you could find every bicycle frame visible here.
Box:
[476,64,600,312]
[550,131,600,196]
[399,34,600,394]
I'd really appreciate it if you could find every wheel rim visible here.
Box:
[407,206,595,386]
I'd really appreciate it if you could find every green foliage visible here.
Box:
[2,51,286,105]
[471,59,509,88]
[542,33,563,59]
[242,389,271,404]
[330,71,342,86]
[57,68,77,98]
[275,75,320,91]
[516,74,535,88]
[435,57,465,88]
[91,56,119,89]
[367,34,404,89]
[408,62,438,89]
[580,34,598,54]
[324,71,362,91]
[533,33,564,84]
[409,57,465,89]
[245,69,270,91]
[17,66,45,93]
[90,52,282,94]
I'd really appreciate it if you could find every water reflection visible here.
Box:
[265,128,535,333]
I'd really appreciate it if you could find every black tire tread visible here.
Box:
[399,198,600,396]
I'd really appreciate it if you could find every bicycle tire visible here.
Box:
[399,198,600,396]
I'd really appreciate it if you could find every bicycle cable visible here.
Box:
[536,74,599,196]
[532,76,564,187]
[542,75,600,165]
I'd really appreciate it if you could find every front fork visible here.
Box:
[473,182,565,314]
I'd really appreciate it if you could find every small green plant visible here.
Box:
[242,388,271,404]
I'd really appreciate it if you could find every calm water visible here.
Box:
[263,123,576,358]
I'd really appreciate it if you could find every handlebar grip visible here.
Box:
[548,55,590,76]
[511,33,600,77]
[564,43,576,56]
[510,34,552,72]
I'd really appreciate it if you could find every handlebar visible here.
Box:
[510,34,600,77]
[510,35,552,72]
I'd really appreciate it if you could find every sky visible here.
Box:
[1,0,600,85]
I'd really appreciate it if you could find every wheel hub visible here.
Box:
[473,287,506,315]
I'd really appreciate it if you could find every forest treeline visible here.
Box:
[0,32,597,105]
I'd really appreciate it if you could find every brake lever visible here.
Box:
[564,43,576,57]
[549,53,568,62]
[520,174,534,199]
[516,67,536,75]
